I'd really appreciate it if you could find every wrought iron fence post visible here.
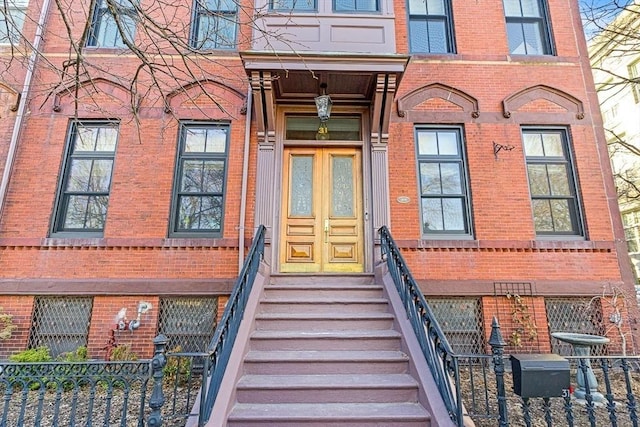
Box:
[489,316,509,427]
[148,334,168,427]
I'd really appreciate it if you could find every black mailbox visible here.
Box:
[510,354,570,398]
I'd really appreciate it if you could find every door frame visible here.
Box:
[272,105,373,273]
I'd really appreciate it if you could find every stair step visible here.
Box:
[227,402,431,426]
[255,312,394,330]
[236,374,419,403]
[243,350,409,374]
[250,329,402,351]
[259,298,389,313]
[269,275,375,287]
[265,284,383,298]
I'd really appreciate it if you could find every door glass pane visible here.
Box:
[290,155,313,216]
[332,156,354,217]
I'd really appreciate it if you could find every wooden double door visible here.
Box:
[280,147,364,273]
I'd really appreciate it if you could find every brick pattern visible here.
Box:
[0,296,35,359]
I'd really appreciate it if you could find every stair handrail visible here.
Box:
[200,224,266,424]
[379,225,464,426]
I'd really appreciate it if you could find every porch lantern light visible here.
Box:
[314,83,332,122]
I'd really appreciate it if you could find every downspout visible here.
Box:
[0,0,52,220]
[238,85,253,272]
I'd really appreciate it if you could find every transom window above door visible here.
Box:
[285,116,361,141]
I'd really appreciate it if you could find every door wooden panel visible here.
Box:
[280,147,363,273]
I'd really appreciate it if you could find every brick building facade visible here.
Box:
[0,0,635,359]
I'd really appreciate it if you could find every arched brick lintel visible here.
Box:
[53,78,133,112]
[164,79,246,115]
[502,85,585,120]
[396,83,480,118]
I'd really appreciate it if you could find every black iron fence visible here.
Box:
[459,319,640,427]
[379,225,464,425]
[0,344,205,427]
[1,225,267,427]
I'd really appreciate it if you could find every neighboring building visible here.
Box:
[0,0,637,364]
[589,3,640,283]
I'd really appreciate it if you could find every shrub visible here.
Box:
[9,346,52,363]
[109,344,138,361]
[0,306,17,340]
[163,346,193,386]
[56,346,88,362]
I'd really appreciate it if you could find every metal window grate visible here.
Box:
[157,297,218,353]
[28,296,93,357]
[426,298,485,354]
[545,297,606,356]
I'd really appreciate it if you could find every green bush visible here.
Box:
[109,344,138,361]
[56,346,88,362]
[163,346,192,386]
[9,346,52,363]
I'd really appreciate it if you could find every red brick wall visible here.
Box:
[0,296,34,359]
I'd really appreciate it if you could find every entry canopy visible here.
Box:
[240,52,409,143]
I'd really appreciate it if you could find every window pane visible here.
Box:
[205,129,227,152]
[550,199,572,232]
[542,132,563,156]
[290,156,313,216]
[527,164,550,196]
[442,198,465,230]
[202,161,224,193]
[95,127,118,151]
[520,0,540,17]
[178,195,222,230]
[409,0,426,13]
[532,199,553,232]
[185,129,207,152]
[334,0,377,11]
[507,22,526,54]
[437,131,458,155]
[181,160,224,193]
[440,163,462,194]
[427,0,445,15]
[63,195,108,229]
[427,20,447,53]
[503,0,521,16]
[417,131,438,155]
[332,156,354,217]
[420,162,441,195]
[547,164,570,196]
[271,0,315,9]
[522,21,544,55]
[423,198,444,231]
[410,20,429,52]
[523,133,543,156]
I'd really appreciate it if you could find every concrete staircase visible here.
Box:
[218,275,435,426]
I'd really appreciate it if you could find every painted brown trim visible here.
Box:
[395,239,615,252]
[0,278,234,295]
[0,237,242,249]
[417,279,625,296]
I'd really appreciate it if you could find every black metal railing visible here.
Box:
[199,224,266,424]
[460,319,640,427]
[379,225,464,426]
[0,339,207,427]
